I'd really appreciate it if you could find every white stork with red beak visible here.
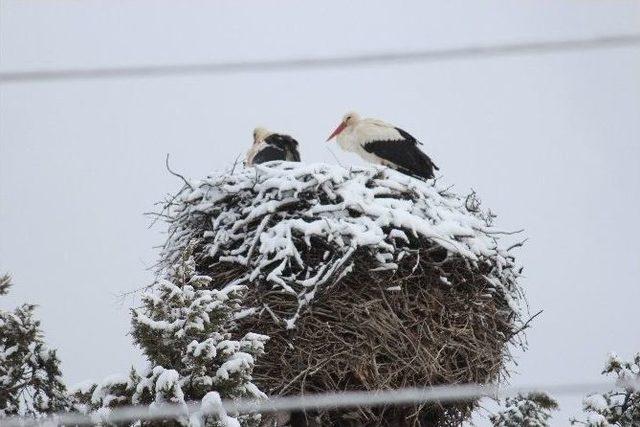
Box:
[327,111,439,180]
[245,127,301,166]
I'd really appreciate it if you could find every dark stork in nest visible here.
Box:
[245,127,301,166]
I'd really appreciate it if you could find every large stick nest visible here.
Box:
[158,162,528,426]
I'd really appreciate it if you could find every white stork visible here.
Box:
[245,127,301,166]
[326,111,439,180]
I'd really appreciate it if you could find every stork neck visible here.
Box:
[336,126,359,151]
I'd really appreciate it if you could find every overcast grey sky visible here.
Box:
[1,1,639,424]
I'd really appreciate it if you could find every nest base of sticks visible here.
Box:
[162,164,527,426]
[230,243,518,426]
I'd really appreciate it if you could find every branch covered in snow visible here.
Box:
[490,392,559,427]
[571,352,640,426]
[71,248,268,426]
[0,274,70,418]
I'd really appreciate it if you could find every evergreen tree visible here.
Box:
[490,392,559,427]
[71,247,268,426]
[571,353,640,426]
[0,274,70,418]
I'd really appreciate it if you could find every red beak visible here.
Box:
[326,122,346,142]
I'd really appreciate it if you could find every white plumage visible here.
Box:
[327,111,438,180]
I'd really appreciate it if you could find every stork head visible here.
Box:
[253,127,272,144]
[327,111,360,141]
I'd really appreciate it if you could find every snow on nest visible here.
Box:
[161,162,524,328]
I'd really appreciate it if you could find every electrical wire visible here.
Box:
[1,33,639,85]
[4,378,640,426]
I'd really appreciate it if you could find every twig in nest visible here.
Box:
[229,152,243,175]
[146,189,187,229]
[326,146,345,168]
[507,238,528,252]
[508,309,543,340]
[165,153,193,191]
[484,228,525,236]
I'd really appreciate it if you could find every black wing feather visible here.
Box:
[394,127,423,145]
[363,139,438,180]
[252,145,287,164]
[264,134,301,162]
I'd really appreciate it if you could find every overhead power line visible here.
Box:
[1,33,639,85]
[4,378,640,426]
